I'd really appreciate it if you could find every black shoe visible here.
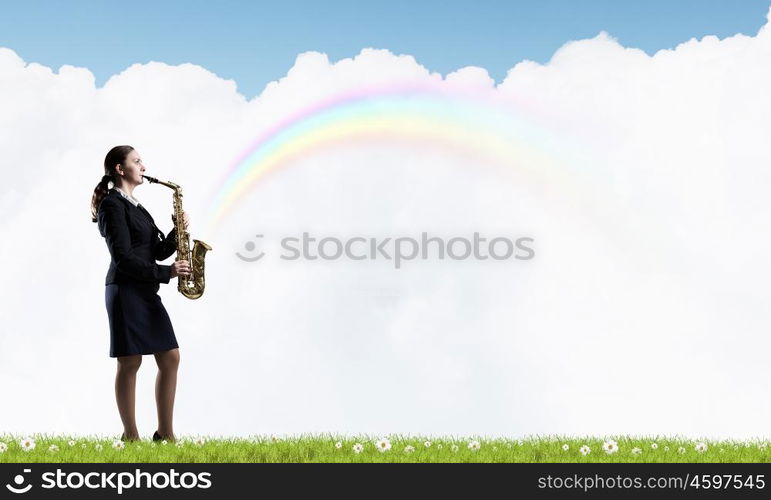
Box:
[153,431,177,442]
[121,432,139,442]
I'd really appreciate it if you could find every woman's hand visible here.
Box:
[173,211,190,230]
[170,260,192,278]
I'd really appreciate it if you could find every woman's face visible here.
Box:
[115,149,146,186]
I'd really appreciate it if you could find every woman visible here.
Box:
[90,145,191,443]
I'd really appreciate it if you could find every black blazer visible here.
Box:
[97,189,178,287]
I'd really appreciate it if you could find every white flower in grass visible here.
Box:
[677,447,686,454]
[112,440,125,450]
[562,444,569,451]
[695,442,708,453]
[424,441,431,448]
[194,437,206,447]
[451,444,459,453]
[270,434,279,443]
[467,440,481,451]
[602,440,619,454]
[95,443,103,451]
[161,440,168,446]
[0,442,7,453]
[335,441,342,449]
[579,445,591,456]
[352,443,363,454]
[664,446,670,451]
[176,441,184,448]
[404,445,415,454]
[49,444,59,452]
[631,447,642,455]
[150,443,156,448]
[650,443,658,450]
[20,437,35,452]
[68,440,76,447]
[375,438,391,453]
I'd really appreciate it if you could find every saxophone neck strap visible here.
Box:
[136,203,165,239]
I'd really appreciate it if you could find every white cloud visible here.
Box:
[2,9,771,439]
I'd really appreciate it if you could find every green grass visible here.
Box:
[1,434,769,463]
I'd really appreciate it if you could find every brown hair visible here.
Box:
[90,145,134,222]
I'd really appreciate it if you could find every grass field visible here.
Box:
[1,434,769,463]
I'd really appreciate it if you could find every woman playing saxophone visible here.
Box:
[90,145,189,443]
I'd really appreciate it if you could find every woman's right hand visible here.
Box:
[170,260,192,278]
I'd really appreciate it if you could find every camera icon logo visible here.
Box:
[5,469,32,494]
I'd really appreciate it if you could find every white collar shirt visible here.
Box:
[114,186,140,207]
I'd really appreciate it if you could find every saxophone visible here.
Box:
[143,175,212,299]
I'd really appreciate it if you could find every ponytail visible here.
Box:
[90,174,113,223]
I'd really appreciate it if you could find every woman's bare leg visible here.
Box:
[116,355,142,440]
[154,348,180,440]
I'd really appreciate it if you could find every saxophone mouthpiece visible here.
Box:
[142,174,159,183]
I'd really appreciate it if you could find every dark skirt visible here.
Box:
[105,283,179,357]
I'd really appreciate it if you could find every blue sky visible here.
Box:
[1,0,769,98]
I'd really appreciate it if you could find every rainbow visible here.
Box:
[204,82,595,234]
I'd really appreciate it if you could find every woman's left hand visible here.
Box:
[173,212,190,230]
